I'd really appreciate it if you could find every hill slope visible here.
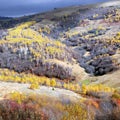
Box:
[0,1,120,85]
[0,1,120,120]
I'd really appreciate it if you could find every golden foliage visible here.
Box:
[29,82,40,90]
[10,91,26,104]
[0,68,80,91]
[82,84,115,94]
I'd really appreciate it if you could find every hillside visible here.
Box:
[0,1,120,120]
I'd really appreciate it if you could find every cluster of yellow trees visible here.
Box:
[0,68,80,91]
[63,83,80,91]
[82,84,115,94]
[0,21,65,59]
[114,32,120,42]
[110,32,120,43]
[1,68,114,94]
[46,46,63,55]
[0,69,56,89]
[104,9,120,22]
[10,91,26,104]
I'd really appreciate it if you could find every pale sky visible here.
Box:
[0,0,110,17]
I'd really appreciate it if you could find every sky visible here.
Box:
[0,0,110,17]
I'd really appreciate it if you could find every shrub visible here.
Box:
[10,91,26,104]
[1,92,96,120]
[62,103,94,120]
[113,107,120,120]
[0,100,48,120]
[112,92,120,99]
[29,82,39,90]
[50,78,57,87]
[82,84,115,95]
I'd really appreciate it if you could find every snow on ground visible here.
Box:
[98,0,120,7]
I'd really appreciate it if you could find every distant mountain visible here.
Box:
[0,16,12,20]
[0,1,118,29]
[0,0,109,17]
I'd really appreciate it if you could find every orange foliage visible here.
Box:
[91,101,99,108]
[116,99,120,106]
[88,100,99,109]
